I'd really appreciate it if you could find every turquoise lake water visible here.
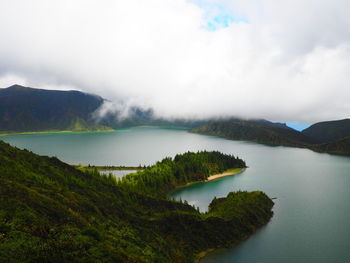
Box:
[1,126,350,262]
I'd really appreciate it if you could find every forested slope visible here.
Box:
[120,151,246,197]
[191,121,314,147]
[302,119,350,143]
[0,85,109,132]
[0,141,273,262]
[311,136,350,155]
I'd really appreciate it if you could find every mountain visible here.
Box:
[0,84,295,133]
[0,141,273,262]
[0,84,110,133]
[312,136,350,155]
[191,119,350,155]
[249,119,293,130]
[302,119,350,143]
[191,121,314,148]
[108,116,293,130]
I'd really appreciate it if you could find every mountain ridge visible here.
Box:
[0,84,109,132]
[191,120,350,155]
[0,84,293,133]
[2,84,350,155]
[191,121,315,148]
[302,119,350,143]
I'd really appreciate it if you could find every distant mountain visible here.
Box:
[250,119,293,130]
[0,85,294,133]
[191,121,314,148]
[312,136,350,155]
[302,119,350,143]
[0,84,110,133]
[191,119,350,155]
[3,84,350,157]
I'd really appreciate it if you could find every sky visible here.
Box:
[0,0,349,125]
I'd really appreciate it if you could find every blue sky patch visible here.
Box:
[286,122,310,131]
[191,0,248,31]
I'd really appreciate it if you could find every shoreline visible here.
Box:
[195,222,270,263]
[170,167,246,195]
[206,168,246,181]
[175,167,247,262]
[0,129,115,136]
[73,164,143,171]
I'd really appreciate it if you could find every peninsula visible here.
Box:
[0,142,273,262]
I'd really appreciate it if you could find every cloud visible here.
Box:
[0,0,349,124]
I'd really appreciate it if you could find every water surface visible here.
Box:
[99,170,138,179]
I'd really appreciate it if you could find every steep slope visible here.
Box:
[0,141,273,262]
[302,119,350,143]
[0,84,110,132]
[191,121,314,147]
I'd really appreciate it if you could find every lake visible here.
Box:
[1,126,350,263]
[99,169,139,179]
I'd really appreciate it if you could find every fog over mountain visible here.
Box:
[0,0,349,123]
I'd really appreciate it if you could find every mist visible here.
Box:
[0,0,349,124]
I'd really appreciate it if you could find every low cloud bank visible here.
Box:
[0,0,349,124]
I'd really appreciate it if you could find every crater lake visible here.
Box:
[1,126,350,263]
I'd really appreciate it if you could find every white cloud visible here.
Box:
[0,0,349,123]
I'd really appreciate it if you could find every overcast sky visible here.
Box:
[0,0,349,124]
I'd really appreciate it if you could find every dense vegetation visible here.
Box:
[0,141,273,262]
[311,136,350,155]
[0,85,109,132]
[191,120,350,155]
[302,119,350,143]
[191,121,314,148]
[120,151,246,197]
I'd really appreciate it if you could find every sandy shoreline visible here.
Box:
[170,167,246,194]
[206,167,246,181]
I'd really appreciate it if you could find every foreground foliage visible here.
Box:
[0,141,273,262]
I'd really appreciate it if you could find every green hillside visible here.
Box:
[312,136,350,155]
[191,121,314,148]
[302,119,350,143]
[190,120,350,155]
[0,141,273,263]
[120,151,246,197]
[0,85,110,133]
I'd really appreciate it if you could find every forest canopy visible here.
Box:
[0,141,272,263]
